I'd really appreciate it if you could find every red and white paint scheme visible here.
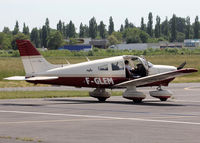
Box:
[5,40,198,102]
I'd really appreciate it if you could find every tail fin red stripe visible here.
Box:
[16,40,41,56]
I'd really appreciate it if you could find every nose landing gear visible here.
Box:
[149,86,173,101]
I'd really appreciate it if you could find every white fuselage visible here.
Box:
[148,65,177,75]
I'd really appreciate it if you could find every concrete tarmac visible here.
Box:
[0,83,200,143]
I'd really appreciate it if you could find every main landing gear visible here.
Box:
[122,86,172,103]
[123,86,146,103]
[89,88,111,102]
[90,86,172,103]
[149,86,173,101]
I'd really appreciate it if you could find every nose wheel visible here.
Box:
[149,86,172,101]
[159,97,168,101]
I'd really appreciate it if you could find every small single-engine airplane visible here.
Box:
[5,40,198,103]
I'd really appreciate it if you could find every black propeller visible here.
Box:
[177,61,186,70]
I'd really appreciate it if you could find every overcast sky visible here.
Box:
[1,0,200,31]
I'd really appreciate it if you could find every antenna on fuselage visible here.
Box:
[65,58,70,64]
[86,56,90,61]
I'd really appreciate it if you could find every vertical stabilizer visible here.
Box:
[16,40,56,77]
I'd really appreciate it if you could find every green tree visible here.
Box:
[69,38,78,45]
[22,23,29,35]
[129,23,134,28]
[120,25,124,32]
[0,33,12,50]
[41,25,48,47]
[193,16,199,39]
[125,18,129,29]
[108,16,114,35]
[155,16,161,38]
[112,32,123,43]
[57,20,63,34]
[124,28,141,43]
[140,31,150,43]
[3,27,11,34]
[185,16,191,39]
[123,28,150,43]
[13,21,19,35]
[171,14,177,42]
[66,20,76,38]
[41,18,51,47]
[175,17,186,33]
[47,31,64,49]
[62,22,66,38]
[12,33,29,50]
[147,12,153,37]
[0,33,5,46]
[79,23,84,38]
[177,32,185,42]
[140,17,146,31]
[99,21,106,39]
[30,28,40,47]
[45,18,50,34]
[79,23,89,38]
[161,17,169,38]
[89,17,97,39]
[83,25,89,37]
[108,35,119,45]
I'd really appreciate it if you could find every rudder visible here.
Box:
[16,40,56,77]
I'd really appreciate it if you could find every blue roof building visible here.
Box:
[58,45,92,51]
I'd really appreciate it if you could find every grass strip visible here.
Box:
[0,90,123,99]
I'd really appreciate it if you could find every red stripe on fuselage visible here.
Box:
[26,77,175,88]
[27,77,127,88]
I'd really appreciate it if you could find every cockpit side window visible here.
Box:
[98,64,108,71]
[111,61,124,71]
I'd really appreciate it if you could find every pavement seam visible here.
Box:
[0,110,200,125]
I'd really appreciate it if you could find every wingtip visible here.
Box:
[178,68,198,73]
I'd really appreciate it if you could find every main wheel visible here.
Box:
[97,97,107,102]
[133,98,143,103]
[160,98,168,101]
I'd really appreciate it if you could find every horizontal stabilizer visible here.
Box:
[4,76,26,81]
[4,76,58,81]
[26,76,59,81]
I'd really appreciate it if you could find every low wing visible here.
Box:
[115,68,197,88]
[26,76,58,81]
[4,76,26,81]
[4,76,58,81]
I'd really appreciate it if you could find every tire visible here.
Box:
[160,98,168,101]
[98,97,107,102]
[133,98,143,103]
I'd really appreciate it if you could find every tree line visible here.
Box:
[0,13,200,50]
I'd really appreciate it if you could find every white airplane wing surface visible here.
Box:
[4,76,26,81]
[4,76,58,81]
[114,68,197,88]
[26,76,59,81]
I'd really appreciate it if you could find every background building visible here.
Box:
[184,39,200,47]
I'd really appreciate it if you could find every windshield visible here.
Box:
[148,62,153,68]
